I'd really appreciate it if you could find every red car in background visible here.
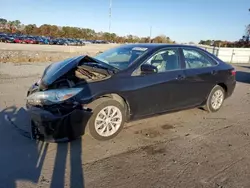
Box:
[23,38,38,44]
[14,37,25,43]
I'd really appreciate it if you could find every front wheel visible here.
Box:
[204,85,225,113]
[88,99,125,141]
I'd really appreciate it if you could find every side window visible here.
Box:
[183,49,217,69]
[144,49,180,73]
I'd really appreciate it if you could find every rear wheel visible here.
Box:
[87,98,125,141]
[204,85,225,113]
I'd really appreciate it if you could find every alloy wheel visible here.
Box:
[94,105,123,137]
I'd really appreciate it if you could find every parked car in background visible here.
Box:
[23,37,37,44]
[67,39,77,46]
[56,39,70,45]
[81,40,92,44]
[13,37,25,43]
[2,36,15,43]
[50,39,59,45]
[0,32,109,45]
[93,40,109,44]
[26,44,236,142]
[35,37,50,45]
[0,35,6,42]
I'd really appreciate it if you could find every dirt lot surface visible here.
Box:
[0,43,119,53]
[0,61,250,188]
[0,43,119,63]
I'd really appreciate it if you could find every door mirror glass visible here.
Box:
[141,64,158,75]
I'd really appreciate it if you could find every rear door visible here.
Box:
[179,47,219,106]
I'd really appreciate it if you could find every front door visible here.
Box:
[126,48,187,118]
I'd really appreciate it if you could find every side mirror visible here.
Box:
[141,64,158,75]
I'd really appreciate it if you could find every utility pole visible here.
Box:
[109,0,112,33]
[247,9,250,39]
[149,26,152,43]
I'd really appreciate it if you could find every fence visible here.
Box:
[198,45,250,64]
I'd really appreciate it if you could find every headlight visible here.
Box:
[27,88,82,106]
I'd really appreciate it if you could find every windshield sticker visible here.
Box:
[132,47,148,51]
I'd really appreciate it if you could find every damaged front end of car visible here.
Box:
[27,88,91,142]
[26,55,115,142]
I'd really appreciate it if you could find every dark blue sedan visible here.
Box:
[26,44,236,142]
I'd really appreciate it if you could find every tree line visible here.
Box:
[0,18,175,44]
[199,25,250,48]
[1,18,248,47]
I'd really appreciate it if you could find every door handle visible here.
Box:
[177,75,185,80]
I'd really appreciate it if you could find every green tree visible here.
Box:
[7,20,21,33]
[82,28,96,39]
[126,35,134,43]
[24,24,37,35]
[153,35,174,43]
[139,37,150,43]
[101,32,117,41]
[0,18,177,44]
[38,24,59,36]
[110,33,117,42]
[13,20,21,28]
[199,40,212,46]
[102,32,109,40]
[0,18,7,29]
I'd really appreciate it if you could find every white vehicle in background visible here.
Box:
[81,40,92,44]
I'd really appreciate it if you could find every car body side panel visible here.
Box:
[178,47,236,106]
[213,63,236,98]
[119,71,187,118]
[76,47,236,119]
[181,67,219,106]
[77,70,185,119]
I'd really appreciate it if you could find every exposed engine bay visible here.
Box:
[46,56,114,90]
[48,65,110,89]
[26,55,116,115]
[27,55,116,95]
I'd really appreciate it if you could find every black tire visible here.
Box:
[204,85,225,113]
[87,98,125,141]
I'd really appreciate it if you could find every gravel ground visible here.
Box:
[0,43,119,63]
[0,43,119,52]
[0,61,250,188]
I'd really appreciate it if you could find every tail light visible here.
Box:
[231,69,236,76]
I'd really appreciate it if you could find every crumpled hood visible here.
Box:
[39,55,115,89]
[40,56,84,88]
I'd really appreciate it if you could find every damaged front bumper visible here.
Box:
[27,105,92,143]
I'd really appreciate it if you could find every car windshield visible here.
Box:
[93,46,149,70]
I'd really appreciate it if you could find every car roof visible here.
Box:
[120,43,203,50]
